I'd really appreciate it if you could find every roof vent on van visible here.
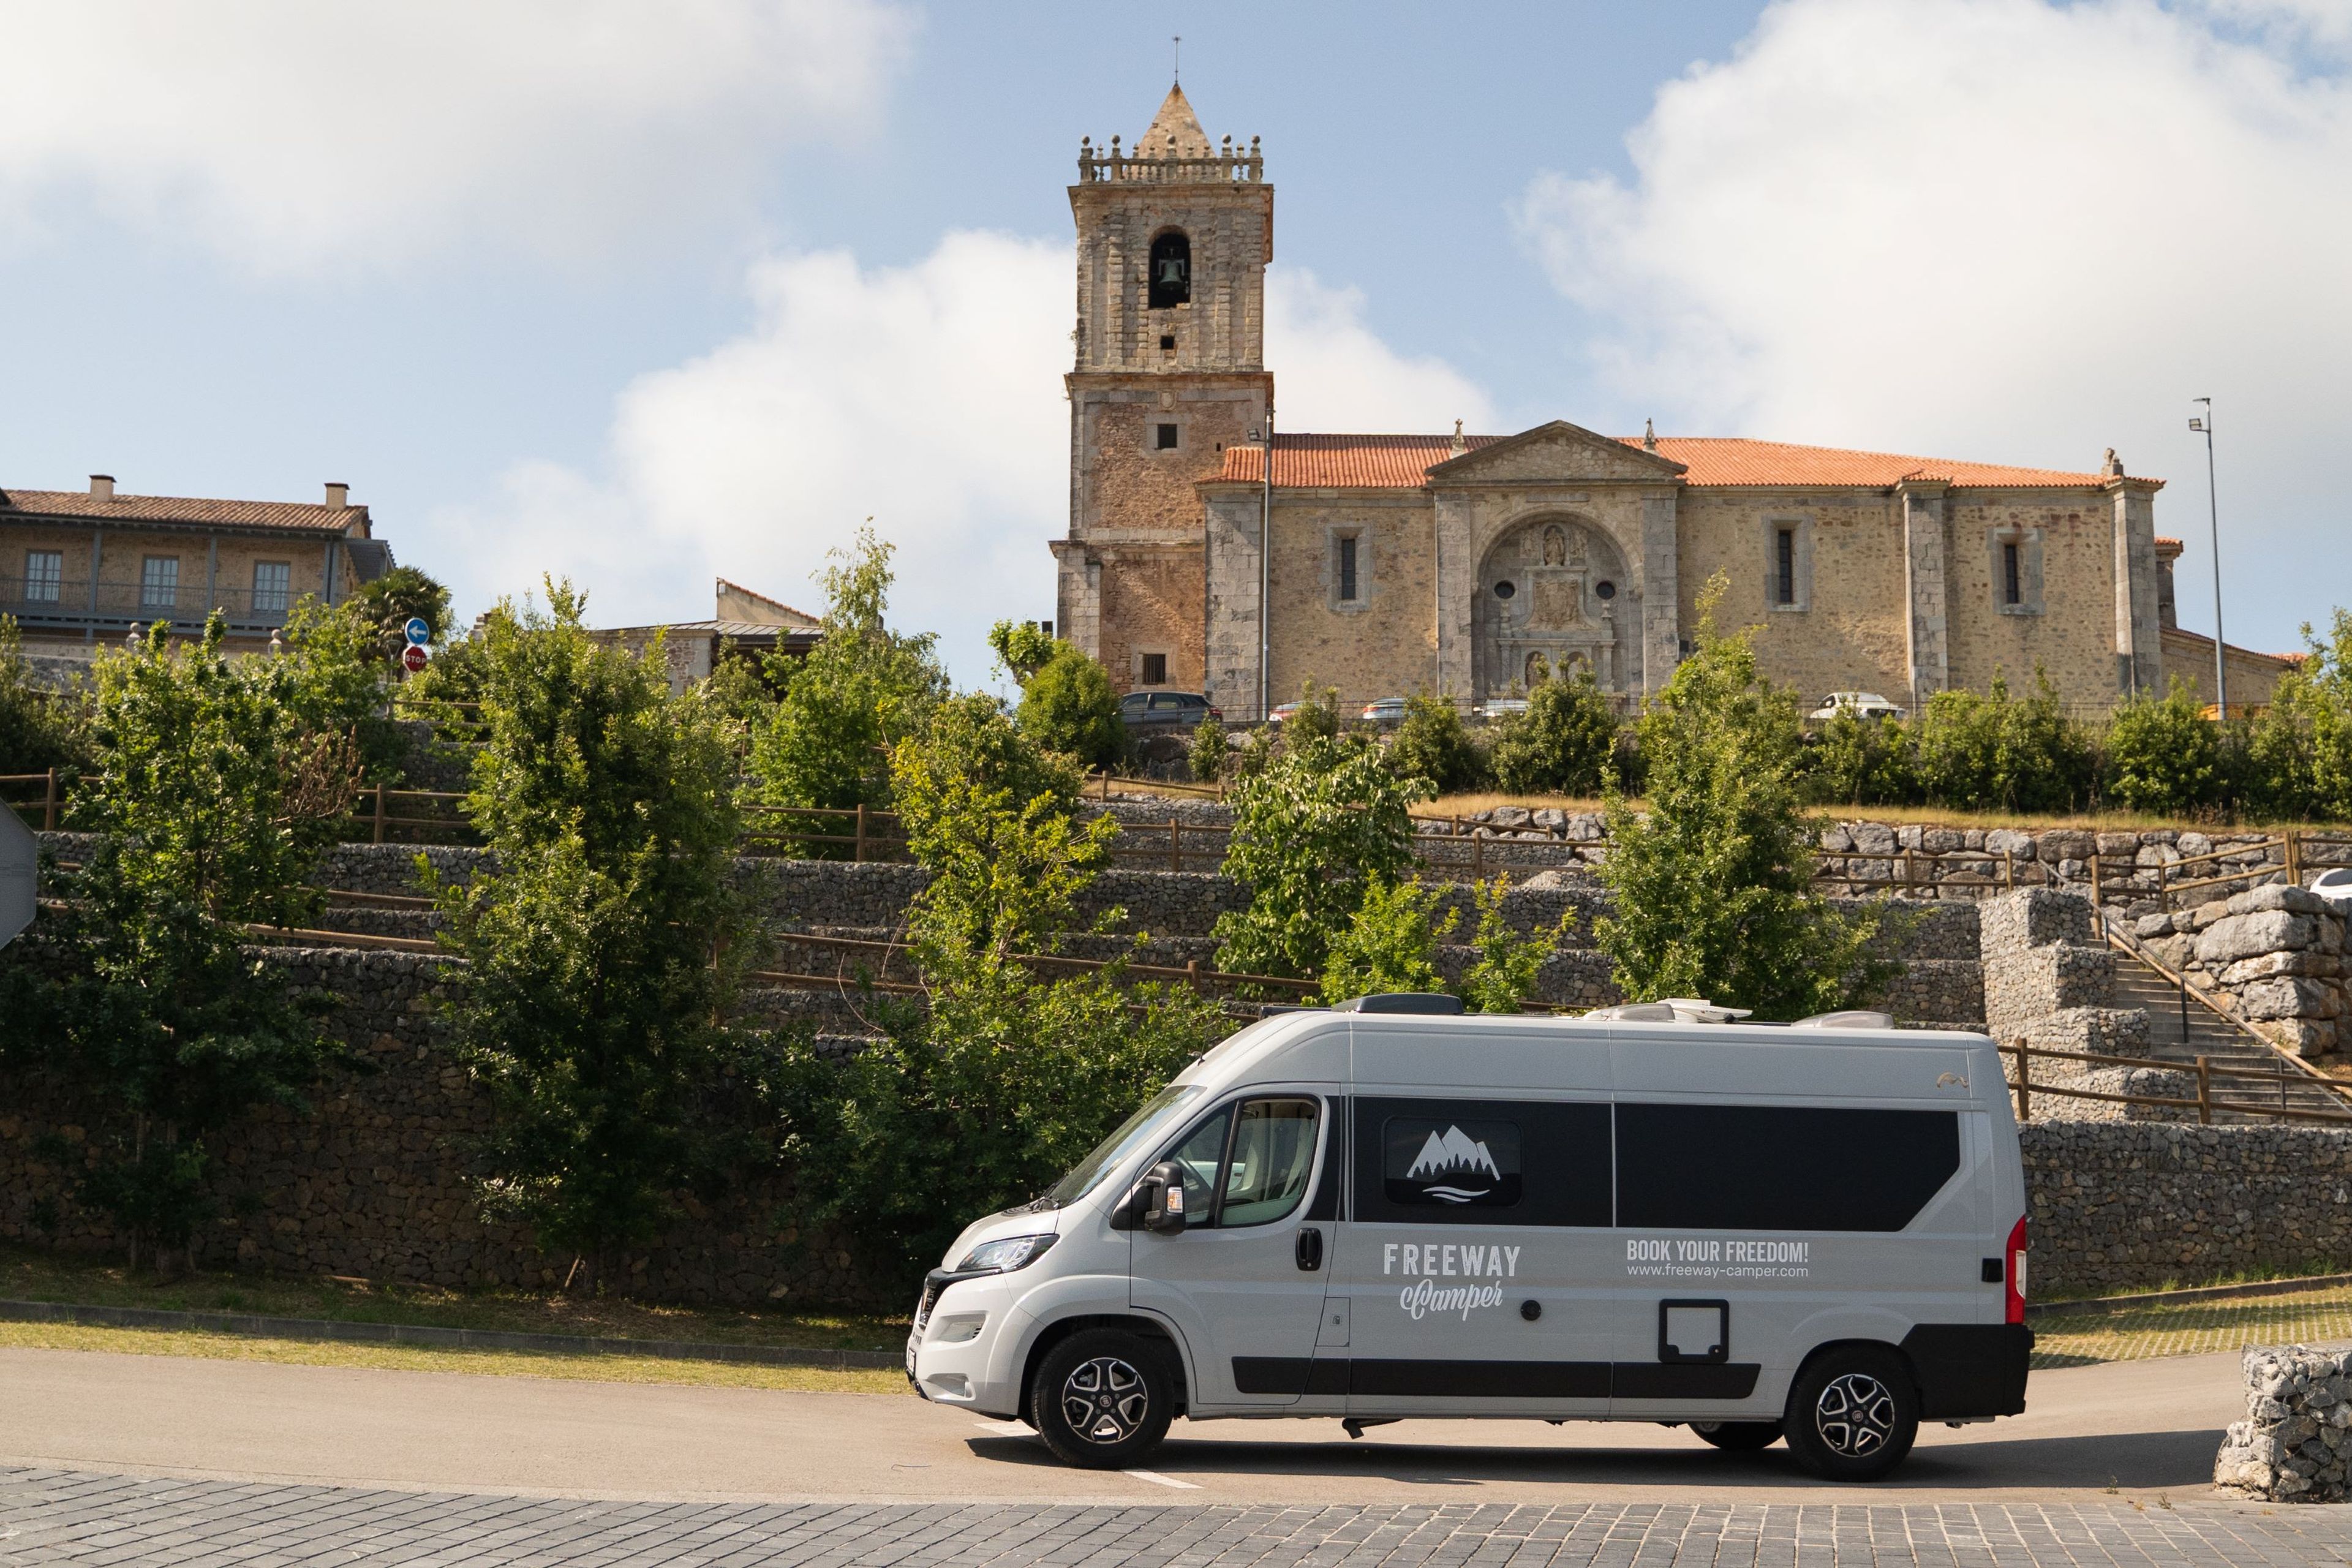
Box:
[1581,998,1753,1024]
[1582,1003,1678,1022]
[1790,1009,1896,1030]
[1330,993,1466,1015]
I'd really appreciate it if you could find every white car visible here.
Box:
[905,993,2030,1483]
[1809,692,1905,722]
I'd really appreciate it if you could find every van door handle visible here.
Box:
[1295,1226,1324,1272]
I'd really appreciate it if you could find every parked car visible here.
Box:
[1118,690,1220,762]
[1476,696,1531,719]
[905,995,2029,1481]
[1808,691,1905,722]
[1359,697,1409,727]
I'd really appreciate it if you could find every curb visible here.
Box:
[2029,1272,2352,1319]
[0,1298,902,1370]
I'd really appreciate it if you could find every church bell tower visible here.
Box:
[1053,85,1272,693]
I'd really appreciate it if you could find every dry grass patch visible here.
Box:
[2032,1285,2352,1370]
[0,1320,908,1393]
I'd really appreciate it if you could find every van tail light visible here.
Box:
[2004,1215,2029,1325]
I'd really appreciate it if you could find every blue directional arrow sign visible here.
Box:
[404,617,431,646]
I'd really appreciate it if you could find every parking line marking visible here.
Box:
[972,1420,1031,1434]
[1123,1469,1202,1490]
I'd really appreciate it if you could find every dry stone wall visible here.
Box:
[2214,1346,2352,1501]
[2135,885,2350,1057]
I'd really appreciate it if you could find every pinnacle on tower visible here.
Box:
[1142,83,1212,159]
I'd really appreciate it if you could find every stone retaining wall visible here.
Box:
[2135,886,2350,1057]
[2214,1346,2352,1501]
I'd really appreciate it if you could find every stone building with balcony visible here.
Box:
[1,474,392,654]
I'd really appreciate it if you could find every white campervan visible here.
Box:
[905,995,2032,1482]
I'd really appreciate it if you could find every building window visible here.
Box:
[140,556,179,610]
[1159,334,1176,351]
[1148,231,1191,309]
[23,551,61,603]
[1140,652,1167,686]
[1337,534,1360,603]
[1986,527,2043,616]
[1155,423,1179,450]
[2002,542,2022,606]
[253,560,292,616]
[1762,516,1812,611]
[1774,529,1796,606]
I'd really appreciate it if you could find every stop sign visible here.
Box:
[401,644,429,674]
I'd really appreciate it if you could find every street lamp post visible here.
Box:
[2189,399,2226,717]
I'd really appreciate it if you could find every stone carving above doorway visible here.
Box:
[1472,515,1636,700]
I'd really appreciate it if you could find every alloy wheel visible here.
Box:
[1061,1355,1150,1446]
[1813,1371,1898,1457]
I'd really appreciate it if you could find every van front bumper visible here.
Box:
[907,1269,1026,1415]
[1901,1324,2034,1418]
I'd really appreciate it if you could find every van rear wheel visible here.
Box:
[1784,1346,1918,1481]
[1031,1329,1174,1469]
[1691,1420,1782,1452]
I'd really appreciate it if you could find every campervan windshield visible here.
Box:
[1046,1082,1205,1205]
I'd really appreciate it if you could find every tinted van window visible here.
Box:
[1615,1104,1960,1232]
[1353,1098,1610,1227]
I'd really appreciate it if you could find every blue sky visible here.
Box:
[0,0,2344,684]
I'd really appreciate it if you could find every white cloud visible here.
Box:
[0,0,911,272]
[1267,266,1496,434]
[1517,0,2352,650]
[428,235,1496,683]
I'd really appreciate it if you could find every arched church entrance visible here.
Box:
[1471,516,1635,702]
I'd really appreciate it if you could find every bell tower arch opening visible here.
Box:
[1148,230,1191,309]
[1471,514,1637,702]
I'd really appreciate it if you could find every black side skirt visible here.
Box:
[1231,1358,1757,1401]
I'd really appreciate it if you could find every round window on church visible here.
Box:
[1493,580,1516,600]
[1594,579,1617,600]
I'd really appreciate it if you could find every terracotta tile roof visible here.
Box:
[0,486,366,532]
[1213,434,2138,491]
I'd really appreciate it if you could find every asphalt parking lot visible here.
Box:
[1,1343,2337,1565]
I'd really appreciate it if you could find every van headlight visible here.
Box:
[956,1234,1058,1274]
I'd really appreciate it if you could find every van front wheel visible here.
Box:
[1784,1348,1918,1481]
[1031,1330,1174,1469]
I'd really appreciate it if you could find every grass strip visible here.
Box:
[2032,1284,2352,1369]
[0,1320,909,1393]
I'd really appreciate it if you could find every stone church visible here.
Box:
[1052,86,2286,720]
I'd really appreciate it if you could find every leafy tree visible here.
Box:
[986,619,1060,685]
[1488,670,1618,797]
[1016,644,1124,767]
[1388,693,1488,794]
[1457,878,1569,1014]
[345,565,454,660]
[2293,609,2352,823]
[1278,682,1342,745]
[271,597,404,780]
[1320,879,1456,1002]
[2105,677,2223,815]
[1213,733,1425,980]
[1594,575,1890,1020]
[769,696,1225,1283]
[1189,710,1228,783]
[434,581,751,1286]
[0,616,88,774]
[0,617,356,1270]
[749,527,948,816]
[1804,706,1918,809]
[1912,669,2091,814]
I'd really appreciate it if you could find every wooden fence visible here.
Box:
[1999,1039,2352,1126]
[2089,831,2352,914]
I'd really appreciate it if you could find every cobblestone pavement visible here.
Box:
[9,1468,2352,1568]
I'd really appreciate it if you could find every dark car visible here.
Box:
[1118,690,1221,761]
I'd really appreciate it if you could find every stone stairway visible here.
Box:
[2106,940,2352,1121]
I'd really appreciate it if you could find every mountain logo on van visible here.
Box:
[1385,1118,1521,1208]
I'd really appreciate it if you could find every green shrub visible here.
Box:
[1189,711,1227,783]
[2299,610,2352,823]
[1387,693,1487,794]
[749,527,948,818]
[1912,669,2090,814]
[1488,671,1618,796]
[2105,678,2223,815]
[434,581,752,1285]
[1595,575,1891,1020]
[1213,732,1425,981]
[1320,879,1455,1002]
[986,619,1059,685]
[1278,682,1341,745]
[771,696,1226,1284]
[1457,878,1569,1014]
[1804,707,1918,809]
[0,617,355,1270]
[1016,645,1123,767]
[0,617,88,774]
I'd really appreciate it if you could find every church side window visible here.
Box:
[1337,534,1359,603]
[2002,542,2022,607]
[1140,652,1168,686]
[1148,232,1191,309]
[1155,423,1179,450]
[1775,529,1796,606]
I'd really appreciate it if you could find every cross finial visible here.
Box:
[1172,35,1181,83]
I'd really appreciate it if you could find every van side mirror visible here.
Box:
[1142,1161,1189,1235]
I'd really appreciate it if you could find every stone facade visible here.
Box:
[1055,91,2299,722]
